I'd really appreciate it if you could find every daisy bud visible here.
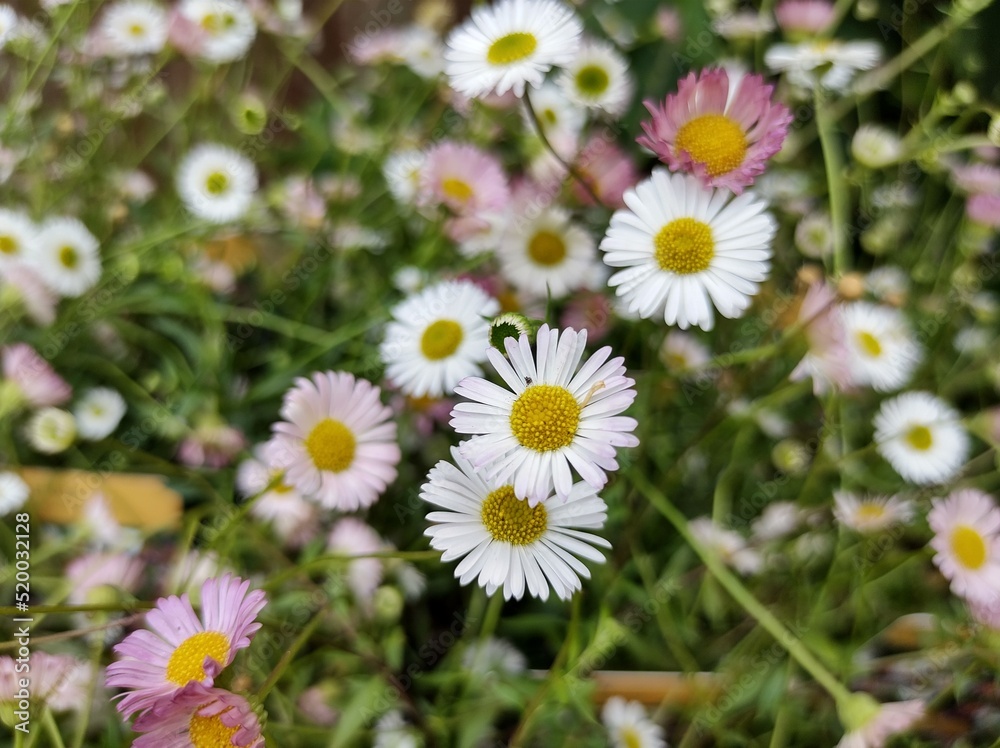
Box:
[232,91,268,135]
[488,312,538,351]
[25,407,77,454]
[373,585,404,624]
[952,81,977,106]
[851,124,903,169]
[771,438,810,474]
[837,272,865,300]
[988,115,1000,147]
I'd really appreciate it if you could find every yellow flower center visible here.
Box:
[904,425,932,451]
[487,32,537,66]
[575,64,610,96]
[856,331,882,357]
[165,631,230,685]
[527,230,567,266]
[620,727,643,748]
[59,245,79,269]
[480,485,548,545]
[129,22,145,36]
[305,418,356,472]
[441,177,473,204]
[201,11,236,34]
[421,319,464,360]
[189,711,240,748]
[205,172,229,196]
[0,235,18,255]
[855,503,886,523]
[654,217,715,275]
[675,113,748,177]
[951,525,988,570]
[509,384,580,452]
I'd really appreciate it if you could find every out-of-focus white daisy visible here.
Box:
[383,149,426,207]
[765,39,882,91]
[602,696,667,748]
[0,5,17,49]
[873,391,969,485]
[689,517,762,575]
[954,327,991,356]
[522,82,585,158]
[659,330,710,372]
[836,694,923,748]
[25,407,76,454]
[400,25,444,78]
[0,471,29,515]
[789,280,852,395]
[421,445,611,601]
[33,217,101,297]
[852,124,903,168]
[73,387,126,440]
[865,266,909,304]
[65,551,144,605]
[373,711,421,748]
[462,637,527,676]
[752,501,804,542]
[176,143,257,223]
[264,371,400,511]
[176,0,257,63]
[498,206,598,299]
[81,493,143,552]
[165,549,230,600]
[600,168,775,331]
[327,517,388,605]
[444,0,582,98]
[557,37,633,116]
[0,208,34,268]
[98,1,168,56]
[928,489,1000,604]
[236,449,318,547]
[794,212,833,259]
[833,492,914,534]
[713,9,775,40]
[451,324,639,504]
[381,279,499,399]
[841,302,921,392]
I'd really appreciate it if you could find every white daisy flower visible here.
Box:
[557,37,633,116]
[865,266,909,303]
[178,0,256,63]
[498,206,599,299]
[32,217,101,298]
[26,407,76,454]
[421,445,611,601]
[841,302,921,392]
[928,489,1000,604]
[851,124,902,169]
[521,82,585,157]
[765,40,881,91]
[73,388,127,441]
[0,207,35,268]
[462,637,527,676]
[751,501,804,542]
[833,492,914,534]
[444,0,583,98]
[600,168,776,331]
[400,25,445,79]
[836,694,924,748]
[383,149,427,207]
[689,517,762,575]
[380,279,500,398]
[0,5,18,49]
[602,696,667,748]
[236,449,318,547]
[98,1,168,57]
[373,711,420,748]
[176,143,258,223]
[263,371,401,511]
[451,324,639,505]
[658,330,710,372]
[794,211,833,259]
[873,391,969,485]
[0,471,29,515]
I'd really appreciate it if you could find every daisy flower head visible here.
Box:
[32,217,101,298]
[25,407,76,454]
[836,694,923,748]
[833,492,914,534]
[0,6,17,49]
[106,573,267,718]
[841,302,921,392]
[765,39,882,92]
[236,449,318,547]
[175,0,257,63]
[451,324,639,504]
[0,471,28,515]
[689,517,762,575]
[522,82,585,158]
[66,551,144,605]
[177,143,258,224]
[557,37,633,116]
[1,343,71,408]
[263,371,400,511]
[327,517,387,605]
[851,124,903,169]
[498,206,600,299]
[789,280,852,395]
[419,141,510,217]
[444,0,583,99]
[874,391,969,485]
[637,68,792,193]
[421,445,611,601]
[602,696,668,748]
[600,168,776,330]
[131,682,264,748]
[0,207,34,269]
[98,1,168,56]
[774,0,836,36]
[383,148,427,207]
[73,387,127,440]
[659,330,710,372]
[462,636,527,676]
[381,279,500,399]
[928,489,1000,604]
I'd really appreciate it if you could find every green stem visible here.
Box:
[522,92,603,205]
[256,611,325,701]
[632,472,852,705]
[41,709,66,748]
[479,593,504,642]
[814,87,850,275]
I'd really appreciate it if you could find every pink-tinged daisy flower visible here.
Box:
[928,489,1000,604]
[774,0,836,36]
[236,448,318,548]
[789,281,852,394]
[560,291,614,343]
[177,420,247,469]
[0,264,58,327]
[451,324,638,505]
[1,343,71,408]
[106,574,266,718]
[833,492,913,534]
[327,517,387,606]
[574,137,640,209]
[66,551,144,605]
[263,371,400,511]
[968,596,1000,629]
[950,163,1000,195]
[966,193,1000,228]
[873,392,969,485]
[637,68,792,194]
[0,653,93,712]
[836,694,923,748]
[419,141,510,218]
[131,682,263,748]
